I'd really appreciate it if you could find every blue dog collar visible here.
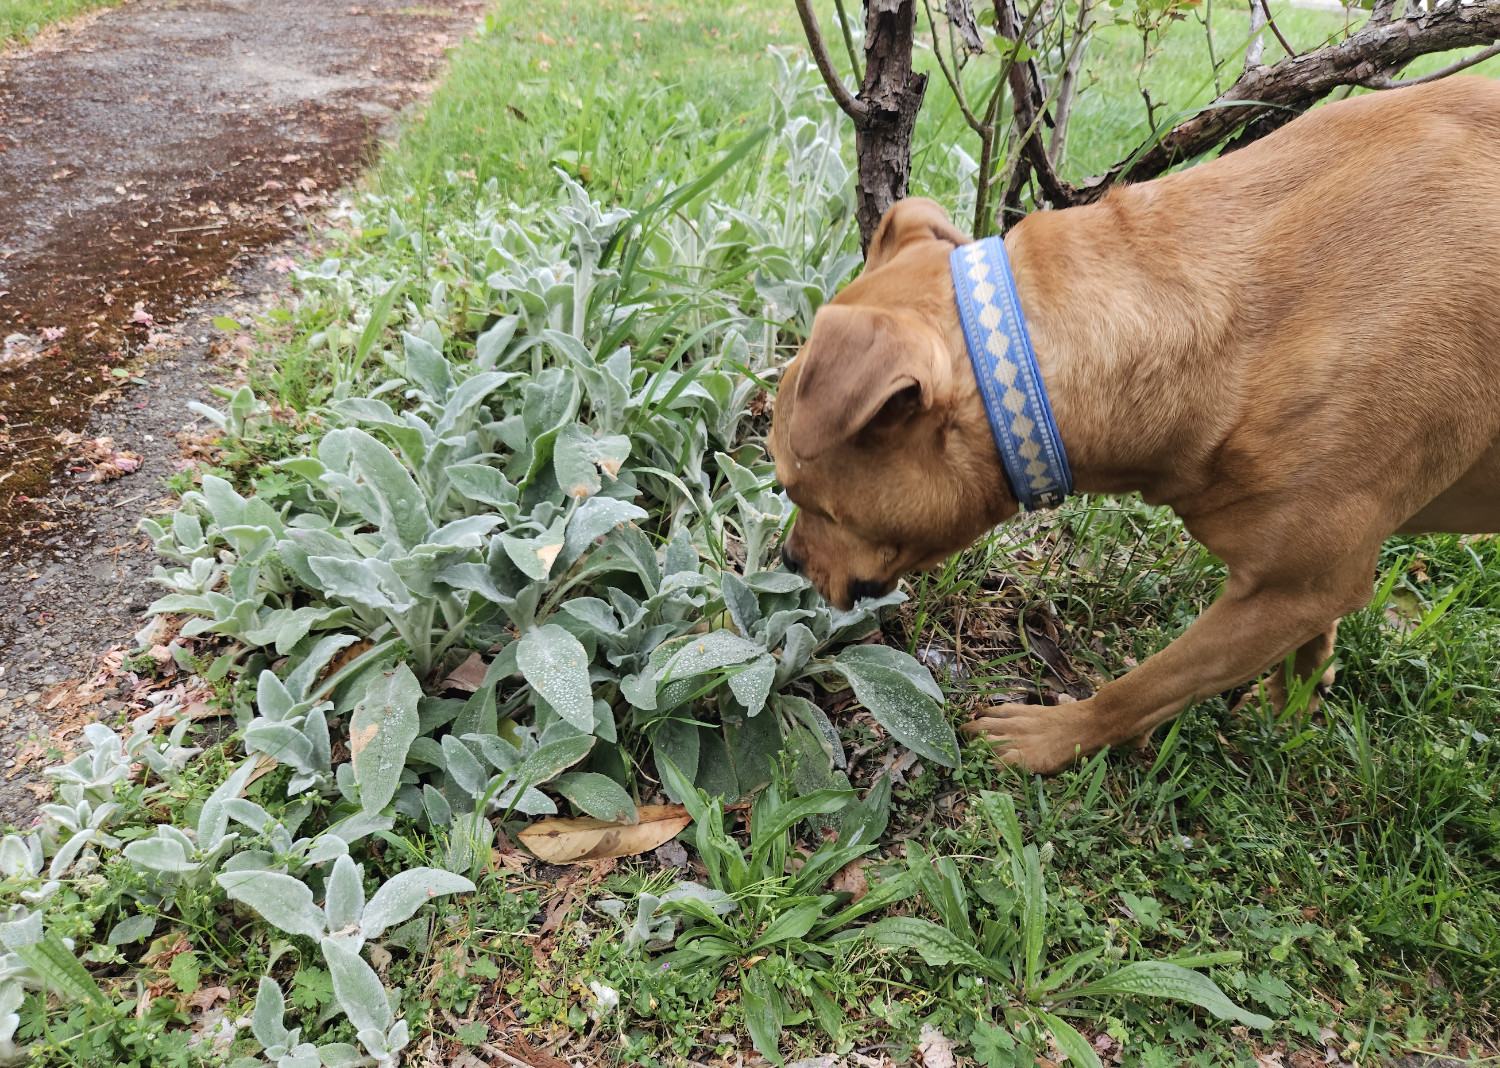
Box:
[950,237,1072,511]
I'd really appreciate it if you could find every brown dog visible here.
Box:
[768,76,1500,774]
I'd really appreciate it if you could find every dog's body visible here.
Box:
[769,77,1500,773]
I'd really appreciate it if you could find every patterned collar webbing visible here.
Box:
[950,236,1073,511]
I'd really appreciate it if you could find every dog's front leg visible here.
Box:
[964,557,1377,773]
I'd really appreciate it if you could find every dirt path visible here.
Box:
[0,0,480,822]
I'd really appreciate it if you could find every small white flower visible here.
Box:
[589,981,619,1019]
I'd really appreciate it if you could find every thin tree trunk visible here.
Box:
[853,0,930,252]
[1246,0,1267,68]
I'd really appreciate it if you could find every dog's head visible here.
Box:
[768,199,1019,609]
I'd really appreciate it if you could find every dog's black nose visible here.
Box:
[782,542,804,575]
[847,578,886,604]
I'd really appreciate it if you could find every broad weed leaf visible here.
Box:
[1061,960,1273,1028]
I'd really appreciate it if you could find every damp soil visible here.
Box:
[0,0,481,821]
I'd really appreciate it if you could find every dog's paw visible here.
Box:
[961,702,1101,775]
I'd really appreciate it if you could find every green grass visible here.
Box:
[371,0,795,208]
[199,0,1500,1062]
[1,0,121,46]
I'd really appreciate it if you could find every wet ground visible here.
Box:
[0,0,480,820]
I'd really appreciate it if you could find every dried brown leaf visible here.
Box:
[518,804,690,864]
[441,651,488,693]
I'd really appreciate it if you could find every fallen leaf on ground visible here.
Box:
[518,804,690,863]
[244,753,279,790]
[9,741,49,778]
[654,839,688,869]
[831,859,869,903]
[188,986,230,1012]
[919,1024,955,1068]
[441,651,487,692]
[504,1036,571,1068]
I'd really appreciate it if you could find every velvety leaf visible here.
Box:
[441,734,488,799]
[216,871,328,941]
[349,665,422,815]
[832,650,959,768]
[552,772,638,823]
[251,977,292,1051]
[361,868,476,940]
[511,736,594,786]
[321,937,392,1033]
[662,629,763,681]
[516,624,594,732]
[447,464,518,510]
[324,855,365,935]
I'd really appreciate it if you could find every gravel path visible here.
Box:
[0,0,480,822]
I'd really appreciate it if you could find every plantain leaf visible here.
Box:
[1039,1012,1102,1068]
[867,916,1000,978]
[1060,960,1274,1028]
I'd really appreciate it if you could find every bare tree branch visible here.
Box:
[1060,0,1500,205]
[1263,2,1300,59]
[946,0,987,53]
[1048,0,1094,165]
[1360,38,1500,87]
[832,0,865,85]
[792,0,869,121]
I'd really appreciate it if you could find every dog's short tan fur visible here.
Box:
[769,77,1500,774]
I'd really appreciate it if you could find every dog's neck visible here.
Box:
[972,197,1239,507]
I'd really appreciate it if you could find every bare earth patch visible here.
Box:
[0,0,481,822]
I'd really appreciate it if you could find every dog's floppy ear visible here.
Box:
[865,197,970,272]
[786,304,943,459]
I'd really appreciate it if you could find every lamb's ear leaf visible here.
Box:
[360,869,476,941]
[251,977,293,1051]
[321,937,393,1033]
[552,772,638,824]
[441,734,488,799]
[349,665,422,815]
[216,871,329,941]
[516,625,595,732]
[323,855,365,935]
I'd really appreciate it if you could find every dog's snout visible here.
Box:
[781,541,804,575]
[847,578,887,604]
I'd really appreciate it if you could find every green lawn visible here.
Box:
[1,0,120,46]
